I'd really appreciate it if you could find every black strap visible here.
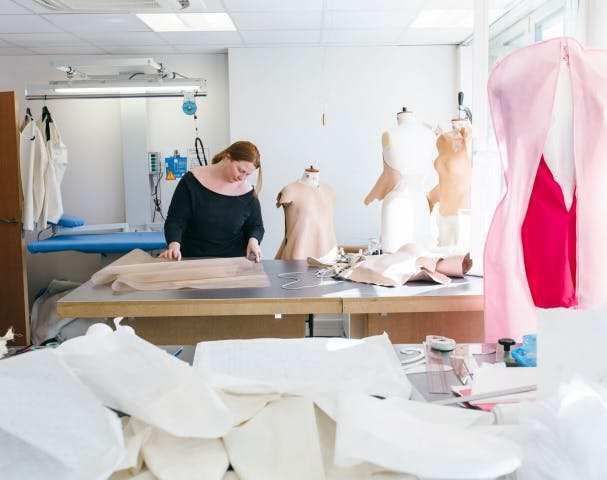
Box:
[41,106,53,142]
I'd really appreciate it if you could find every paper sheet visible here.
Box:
[194,334,411,418]
[333,394,522,479]
[537,305,607,397]
[470,364,537,404]
[0,350,125,480]
[224,397,325,480]
[57,326,233,439]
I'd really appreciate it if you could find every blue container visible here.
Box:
[511,334,537,367]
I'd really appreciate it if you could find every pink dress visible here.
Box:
[521,156,577,308]
[484,37,607,342]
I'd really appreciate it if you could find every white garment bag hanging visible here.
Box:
[19,109,49,231]
[37,106,66,226]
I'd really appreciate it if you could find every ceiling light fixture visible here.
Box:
[137,12,236,32]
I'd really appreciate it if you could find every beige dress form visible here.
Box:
[427,123,472,247]
[275,181,337,261]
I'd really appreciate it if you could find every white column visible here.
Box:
[121,98,151,227]
[472,0,489,151]
[584,0,607,48]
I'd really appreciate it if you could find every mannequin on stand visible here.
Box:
[427,118,472,249]
[365,107,437,253]
[275,165,337,260]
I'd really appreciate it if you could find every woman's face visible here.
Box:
[226,159,255,183]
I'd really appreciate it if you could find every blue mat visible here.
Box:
[28,231,167,254]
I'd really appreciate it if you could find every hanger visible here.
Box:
[305,165,319,173]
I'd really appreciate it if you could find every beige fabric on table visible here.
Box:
[223,397,325,480]
[341,243,472,287]
[91,249,269,292]
[275,181,338,260]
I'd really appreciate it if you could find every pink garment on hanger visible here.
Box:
[484,37,607,342]
[521,156,577,308]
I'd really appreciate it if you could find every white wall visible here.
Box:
[0,53,229,301]
[229,46,458,256]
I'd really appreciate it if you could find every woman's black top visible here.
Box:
[164,171,264,258]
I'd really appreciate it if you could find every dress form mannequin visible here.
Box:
[365,107,437,253]
[299,165,320,187]
[276,166,337,260]
[427,119,472,248]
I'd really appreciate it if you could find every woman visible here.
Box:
[160,141,264,262]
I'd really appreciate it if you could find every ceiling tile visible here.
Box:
[399,28,471,44]
[79,31,166,46]
[326,0,426,10]
[159,31,243,45]
[325,10,419,29]
[28,45,106,54]
[0,14,61,33]
[324,28,402,45]
[182,0,226,12]
[231,11,322,30]
[0,1,31,14]
[423,0,474,8]
[173,45,231,53]
[241,30,321,44]
[0,32,82,47]
[42,13,151,32]
[10,0,57,13]
[223,0,323,12]
[100,45,177,54]
[0,46,33,55]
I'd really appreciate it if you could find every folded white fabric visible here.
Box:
[0,350,124,480]
[315,405,413,480]
[57,325,232,438]
[490,377,607,479]
[134,420,229,480]
[110,469,159,479]
[334,394,522,479]
[217,390,281,426]
[195,333,411,419]
[224,397,325,480]
[115,417,151,474]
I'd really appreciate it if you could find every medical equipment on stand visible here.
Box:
[182,92,197,116]
[148,152,163,222]
[192,109,208,166]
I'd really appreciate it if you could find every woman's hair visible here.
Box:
[212,140,263,194]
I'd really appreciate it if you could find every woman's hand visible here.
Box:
[247,238,262,263]
[159,241,182,261]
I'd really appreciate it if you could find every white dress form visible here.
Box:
[367,110,437,253]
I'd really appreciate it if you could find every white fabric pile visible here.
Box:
[0,326,525,480]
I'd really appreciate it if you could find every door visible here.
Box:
[0,91,29,342]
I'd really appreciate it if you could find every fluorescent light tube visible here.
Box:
[137,12,236,32]
[54,85,202,94]
[137,13,189,32]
